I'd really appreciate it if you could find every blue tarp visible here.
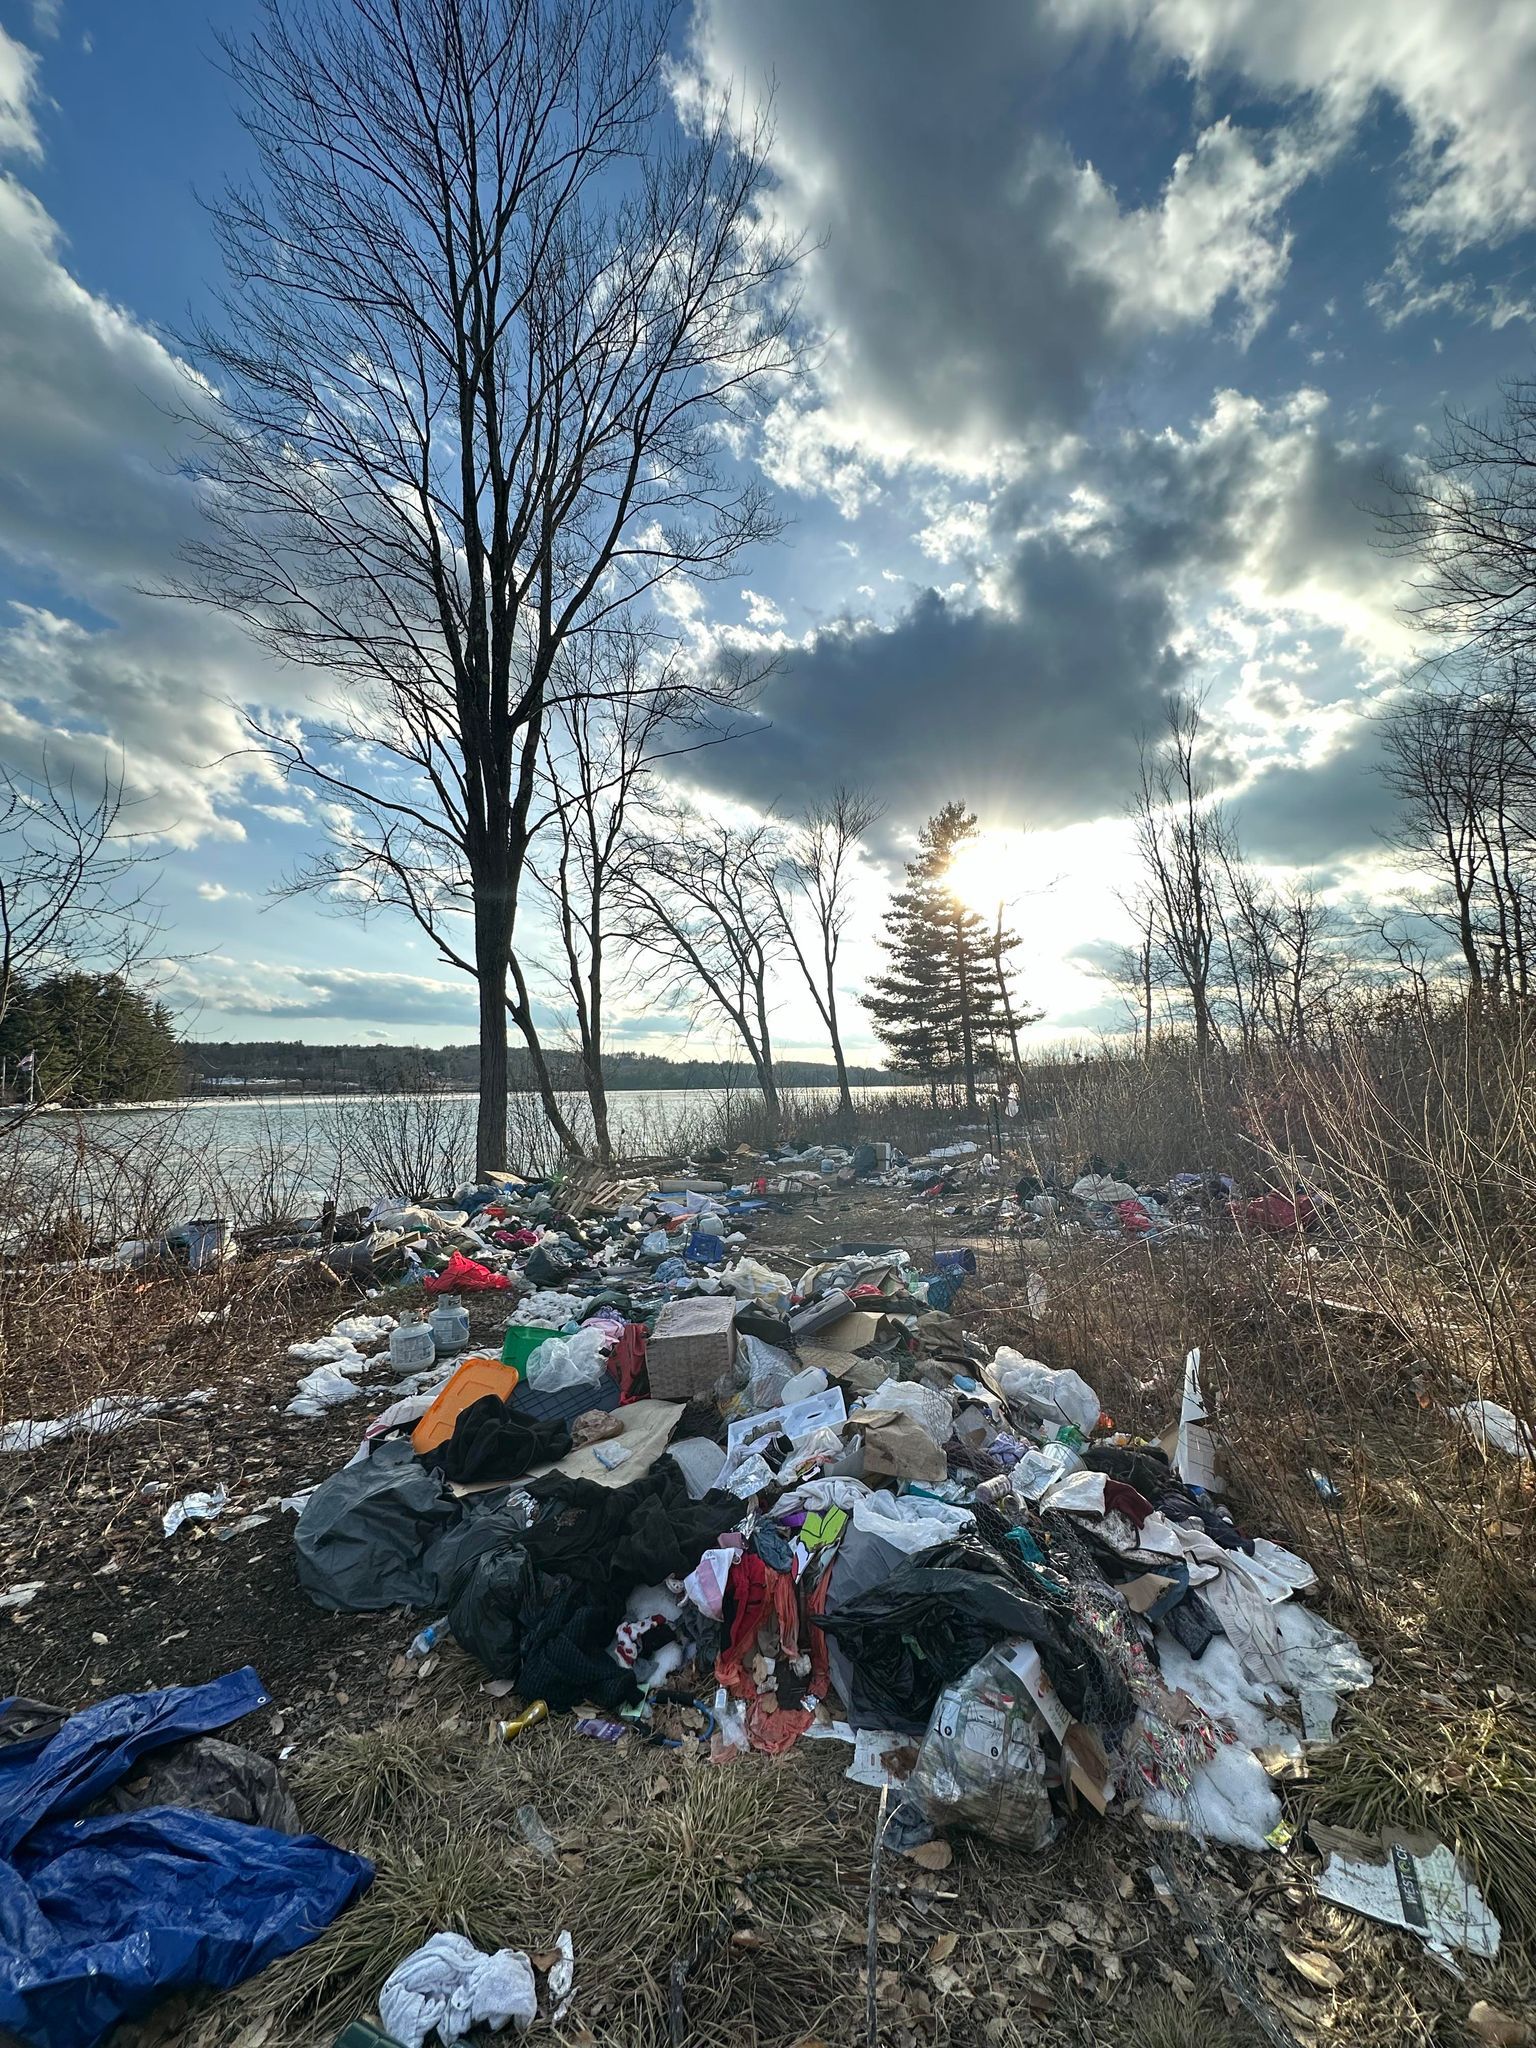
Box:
[0,1667,372,2048]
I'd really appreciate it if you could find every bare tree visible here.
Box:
[616,807,785,1123]
[176,0,800,1173]
[1382,376,1536,665]
[1130,696,1225,1057]
[0,763,163,1118]
[1382,669,1536,999]
[758,787,880,1117]
[521,627,762,1160]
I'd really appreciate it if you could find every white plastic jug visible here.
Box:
[428,1296,471,1356]
[389,1314,438,1374]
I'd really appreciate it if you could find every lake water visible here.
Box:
[12,1083,921,1234]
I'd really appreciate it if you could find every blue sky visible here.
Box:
[2,0,1535,1054]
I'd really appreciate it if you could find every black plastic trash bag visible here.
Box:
[814,1560,1109,1735]
[443,1527,537,1678]
[295,1440,463,1611]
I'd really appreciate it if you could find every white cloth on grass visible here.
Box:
[379,1931,536,2046]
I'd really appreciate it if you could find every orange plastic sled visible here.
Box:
[411,1355,521,1454]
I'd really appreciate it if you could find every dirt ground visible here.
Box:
[2,1180,1531,2048]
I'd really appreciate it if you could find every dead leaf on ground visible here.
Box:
[1284,1946,1343,1992]
[904,1838,952,1870]
[1468,2003,1535,2048]
[927,1933,958,1965]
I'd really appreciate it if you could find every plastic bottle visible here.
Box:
[407,1618,448,1659]
[428,1295,470,1356]
[389,1312,437,1374]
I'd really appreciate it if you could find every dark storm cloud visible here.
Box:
[700,534,1187,833]
[686,0,1309,466]
[1237,716,1399,863]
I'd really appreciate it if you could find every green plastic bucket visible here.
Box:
[501,1323,553,1378]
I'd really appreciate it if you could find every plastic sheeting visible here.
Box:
[0,1668,371,2048]
[295,1439,463,1611]
[987,1349,1101,1435]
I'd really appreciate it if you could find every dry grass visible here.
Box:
[1128,1986,1262,2048]
[1306,1697,1536,1948]
[214,1710,865,2048]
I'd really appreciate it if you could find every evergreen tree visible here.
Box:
[866,803,1028,1107]
[0,973,184,1104]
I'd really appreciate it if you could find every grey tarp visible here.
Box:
[295,1440,464,1611]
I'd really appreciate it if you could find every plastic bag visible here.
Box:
[723,1332,796,1414]
[851,1492,973,1555]
[905,1646,1060,1850]
[721,1256,794,1314]
[527,1322,609,1393]
[988,1348,1100,1434]
[287,1365,366,1417]
[1008,1441,1083,1502]
[859,1379,953,1448]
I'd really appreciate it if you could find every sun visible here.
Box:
[944,829,1031,920]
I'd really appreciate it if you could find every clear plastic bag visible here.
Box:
[858,1378,953,1447]
[527,1322,609,1393]
[989,1348,1100,1434]
[905,1647,1060,1850]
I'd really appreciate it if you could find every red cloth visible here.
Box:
[607,1322,649,1404]
[1103,1479,1154,1528]
[717,1553,770,1697]
[421,1250,511,1293]
[1114,1198,1156,1233]
[1234,1191,1317,1235]
[717,1555,833,1755]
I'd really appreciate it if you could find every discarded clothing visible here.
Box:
[419,1398,570,1486]
[380,1931,536,2046]
[0,1669,370,2048]
[445,1460,736,1712]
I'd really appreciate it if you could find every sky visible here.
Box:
[2,0,1535,1059]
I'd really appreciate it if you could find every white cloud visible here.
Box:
[1072,119,1312,344]
[0,165,315,849]
[0,26,42,155]
[1064,0,1536,253]
[741,588,785,629]
[167,956,479,1025]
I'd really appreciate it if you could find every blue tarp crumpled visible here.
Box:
[0,1665,372,2048]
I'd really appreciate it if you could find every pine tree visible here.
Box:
[866,803,1028,1108]
[1,973,184,1104]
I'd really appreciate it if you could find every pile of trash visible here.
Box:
[284,1160,1397,1879]
[3,1143,1514,2043]
[994,1157,1330,1242]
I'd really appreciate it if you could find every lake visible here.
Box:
[9,1083,923,1235]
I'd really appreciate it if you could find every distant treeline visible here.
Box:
[183,1041,893,1094]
